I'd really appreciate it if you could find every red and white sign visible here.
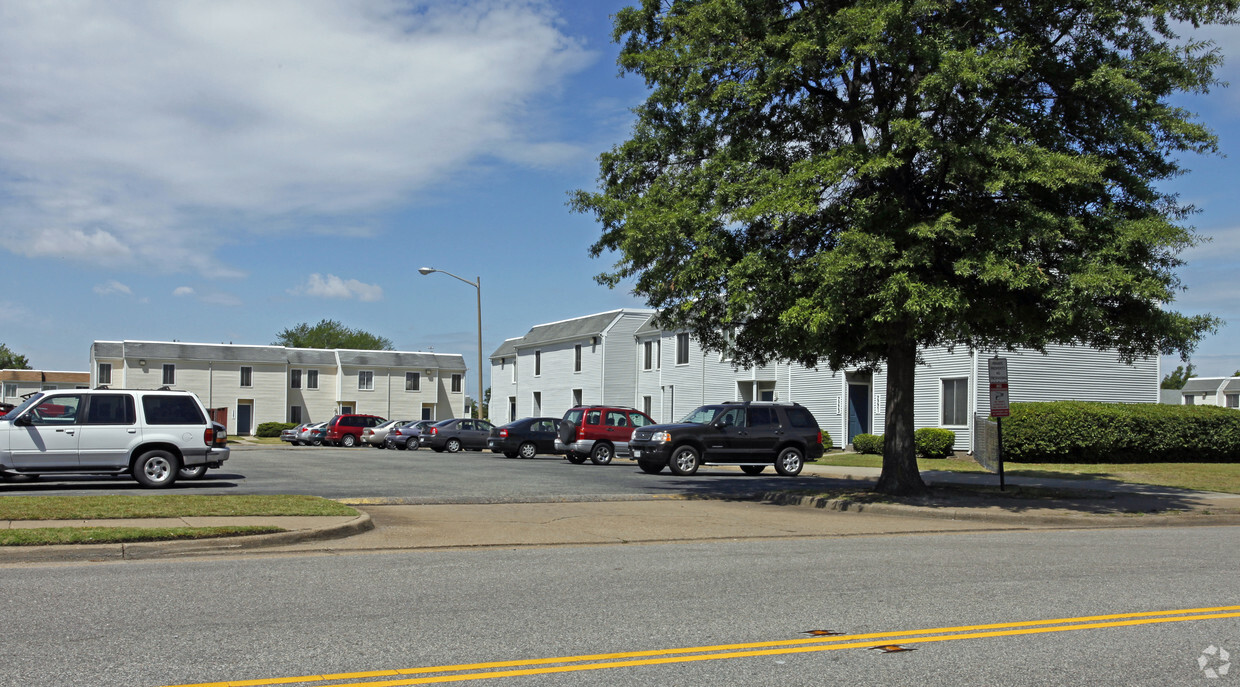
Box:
[988,357,1010,418]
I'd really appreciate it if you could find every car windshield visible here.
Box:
[679,406,726,424]
[1,392,44,421]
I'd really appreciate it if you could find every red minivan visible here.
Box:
[324,414,385,447]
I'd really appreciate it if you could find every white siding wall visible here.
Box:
[600,313,648,407]
[914,346,976,451]
[288,366,337,423]
[490,356,519,422]
[521,339,599,419]
[787,363,845,448]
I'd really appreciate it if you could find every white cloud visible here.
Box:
[0,0,590,276]
[293,273,384,302]
[173,286,195,297]
[93,280,133,296]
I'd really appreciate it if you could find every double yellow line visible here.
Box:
[170,605,1240,687]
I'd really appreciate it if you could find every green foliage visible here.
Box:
[0,343,30,370]
[274,319,393,350]
[915,428,957,459]
[255,422,296,438]
[1161,364,1197,389]
[821,428,833,450]
[852,434,885,455]
[571,0,1232,494]
[1003,402,1240,463]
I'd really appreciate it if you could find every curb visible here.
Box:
[1,512,373,564]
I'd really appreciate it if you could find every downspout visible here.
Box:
[600,332,606,406]
[334,349,343,412]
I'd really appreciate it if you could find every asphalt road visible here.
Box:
[3,526,1238,687]
[0,444,866,500]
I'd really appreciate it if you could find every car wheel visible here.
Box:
[406,438,419,451]
[638,461,665,474]
[291,441,301,446]
[341,434,357,448]
[774,447,805,476]
[312,439,323,447]
[590,443,613,465]
[668,445,700,476]
[566,452,587,464]
[133,449,179,488]
[178,465,208,480]
[519,442,538,459]
[446,438,462,453]
[740,465,765,475]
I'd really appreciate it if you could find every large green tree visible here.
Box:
[0,343,30,370]
[1161,363,1197,389]
[274,320,393,350]
[572,0,1229,494]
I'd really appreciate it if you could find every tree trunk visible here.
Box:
[874,339,928,495]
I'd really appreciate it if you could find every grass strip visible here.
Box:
[0,494,356,520]
[0,526,283,547]
[816,455,1240,494]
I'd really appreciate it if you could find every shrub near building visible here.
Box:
[256,422,297,438]
[1003,402,1240,463]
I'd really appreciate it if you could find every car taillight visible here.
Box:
[817,430,823,445]
[576,425,585,439]
[500,428,508,438]
[431,427,438,435]
[203,428,213,446]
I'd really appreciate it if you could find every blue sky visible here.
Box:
[1,0,1237,395]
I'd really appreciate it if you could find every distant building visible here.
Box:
[1178,377,1240,408]
[494,310,1162,452]
[89,341,468,434]
[1,369,90,407]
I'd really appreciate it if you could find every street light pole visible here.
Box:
[418,267,485,420]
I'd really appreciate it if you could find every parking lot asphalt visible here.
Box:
[4,461,1240,564]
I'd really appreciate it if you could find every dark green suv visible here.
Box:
[628,402,823,476]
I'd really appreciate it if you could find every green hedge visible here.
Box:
[1002,401,1240,463]
[255,422,297,438]
[915,428,956,459]
[852,433,884,455]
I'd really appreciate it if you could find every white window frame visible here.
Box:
[290,405,303,423]
[676,333,690,366]
[574,344,582,373]
[535,350,542,376]
[2,382,16,398]
[358,370,374,391]
[97,362,112,386]
[162,364,176,386]
[643,341,653,371]
[451,373,462,393]
[1227,393,1239,409]
[306,369,318,390]
[240,366,252,388]
[406,371,420,392]
[941,377,969,426]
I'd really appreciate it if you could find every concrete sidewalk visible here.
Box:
[3,462,1239,564]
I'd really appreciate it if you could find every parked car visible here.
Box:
[0,388,229,488]
[362,419,407,448]
[324,414,385,447]
[487,417,561,458]
[303,422,328,446]
[282,423,310,445]
[386,419,437,450]
[420,418,495,452]
[628,401,824,476]
[555,405,656,465]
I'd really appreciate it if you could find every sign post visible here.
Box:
[988,356,1009,491]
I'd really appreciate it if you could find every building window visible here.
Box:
[162,364,176,385]
[942,378,969,426]
[451,374,462,393]
[1185,395,1196,406]
[406,372,420,391]
[306,369,318,389]
[291,369,302,389]
[358,370,374,391]
[1227,394,1238,409]
[2,382,16,398]
[511,359,517,382]
[574,344,582,372]
[97,362,112,385]
[643,341,653,370]
[240,366,252,387]
[572,388,583,406]
[642,395,652,417]
[535,350,542,376]
[676,333,690,365]
[290,406,302,423]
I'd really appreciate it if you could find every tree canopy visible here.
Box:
[274,320,393,351]
[1161,363,1198,389]
[572,0,1231,493]
[0,343,30,370]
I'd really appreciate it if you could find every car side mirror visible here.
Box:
[14,414,32,426]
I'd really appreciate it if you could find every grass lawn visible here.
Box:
[817,454,1240,494]
[0,495,356,546]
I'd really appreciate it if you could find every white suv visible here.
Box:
[0,388,230,488]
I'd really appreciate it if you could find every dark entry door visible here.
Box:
[237,403,252,436]
[847,385,870,444]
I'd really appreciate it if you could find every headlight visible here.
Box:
[651,431,671,443]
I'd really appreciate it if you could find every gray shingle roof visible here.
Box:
[1181,378,1228,393]
[515,309,653,348]
[92,341,466,371]
[489,337,520,360]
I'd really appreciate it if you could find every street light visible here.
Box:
[418,267,484,420]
